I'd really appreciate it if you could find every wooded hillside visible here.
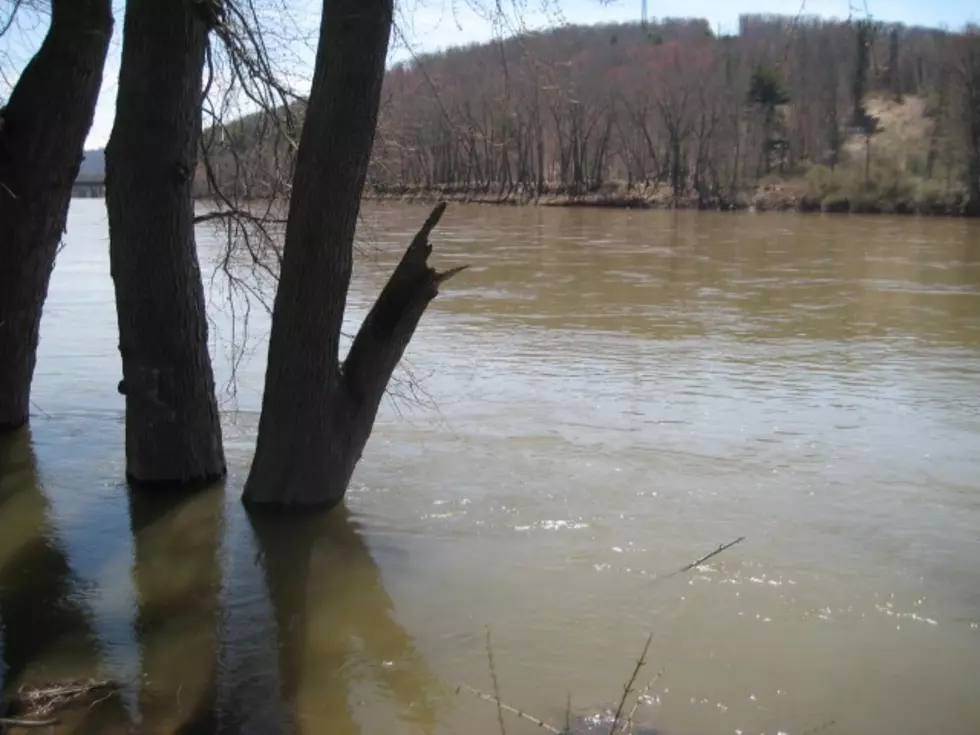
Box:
[366,15,980,213]
[199,14,980,214]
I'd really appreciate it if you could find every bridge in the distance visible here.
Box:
[72,176,105,198]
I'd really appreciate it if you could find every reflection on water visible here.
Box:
[1,201,979,734]
[0,429,129,732]
[0,430,438,734]
[128,486,224,733]
[251,508,438,735]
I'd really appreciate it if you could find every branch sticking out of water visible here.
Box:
[650,535,746,585]
[455,683,563,734]
[675,536,746,574]
[625,669,664,732]
[803,718,838,734]
[607,632,653,735]
[486,627,508,735]
[457,536,747,734]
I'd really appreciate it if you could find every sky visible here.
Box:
[1,0,977,151]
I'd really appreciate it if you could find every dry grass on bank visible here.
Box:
[792,94,970,215]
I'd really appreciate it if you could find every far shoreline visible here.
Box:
[72,186,980,219]
[361,184,980,219]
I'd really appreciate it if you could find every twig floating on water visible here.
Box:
[676,536,746,574]
[802,718,838,734]
[486,628,508,735]
[649,536,747,585]
[455,683,563,734]
[13,678,120,718]
[0,716,59,727]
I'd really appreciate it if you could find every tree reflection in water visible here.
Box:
[249,505,440,735]
[127,482,224,734]
[0,427,441,733]
[0,428,130,732]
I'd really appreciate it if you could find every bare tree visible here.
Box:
[242,0,465,508]
[0,0,113,431]
[105,0,226,486]
[952,29,980,212]
[104,0,318,487]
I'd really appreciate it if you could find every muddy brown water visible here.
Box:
[1,201,979,734]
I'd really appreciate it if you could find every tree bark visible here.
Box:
[105,0,225,486]
[0,0,113,431]
[242,0,464,510]
[245,200,463,508]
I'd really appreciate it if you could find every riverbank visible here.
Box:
[365,175,978,217]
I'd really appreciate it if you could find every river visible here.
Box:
[1,200,979,735]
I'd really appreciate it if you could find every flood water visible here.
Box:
[2,199,979,735]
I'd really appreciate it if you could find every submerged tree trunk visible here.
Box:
[243,0,464,509]
[105,0,225,485]
[0,0,113,431]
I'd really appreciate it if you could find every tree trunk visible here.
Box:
[0,0,113,431]
[245,198,463,508]
[241,0,464,511]
[104,0,225,486]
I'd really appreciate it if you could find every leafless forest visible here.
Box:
[198,14,980,214]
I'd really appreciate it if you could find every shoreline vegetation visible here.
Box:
[93,179,975,217]
[361,172,977,216]
[189,16,980,221]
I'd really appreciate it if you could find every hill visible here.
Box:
[362,16,980,214]
[88,15,980,215]
[76,148,105,182]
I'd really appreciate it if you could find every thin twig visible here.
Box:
[486,628,507,735]
[0,716,59,727]
[0,0,25,39]
[458,537,747,734]
[86,688,116,712]
[652,536,746,584]
[29,399,51,419]
[14,678,119,718]
[455,683,562,734]
[803,719,838,734]
[193,209,288,226]
[607,632,652,735]
[619,536,746,730]
[624,669,664,732]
